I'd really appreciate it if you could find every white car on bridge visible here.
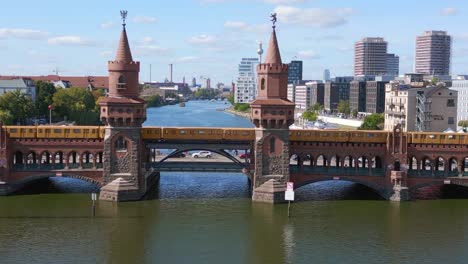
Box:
[191,151,212,158]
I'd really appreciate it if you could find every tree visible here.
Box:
[0,90,34,124]
[234,103,250,112]
[0,109,14,125]
[227,94,234,105]
[337,100,350,115]
[359,113,384,130]
[52,87,99,125]
[34,81,56,117]
[311,103,324,112]
[145,95,164,108]
[302,110,318,122]
[352,109,358,118]
[458,120,468,128]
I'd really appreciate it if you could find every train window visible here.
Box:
[92,130,95,133]
[29,129,34,133]
[413,134,418,139]
[21,129,26,133]
[84,129,89,133]
[198,131,206,134]
[429,135,435,139]
[461,136,465,140]
[45,129,50,133]
[440,135,445,140]
[38,129,42,133]
[421,135,426,139]
[179,130,186,135]
[367,133,374,138]
[10,129,17,133]
[448,135,455,139]
[73,129,81,133]
[54,129,61,133]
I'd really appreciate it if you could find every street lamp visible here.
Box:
[48,105,53,124]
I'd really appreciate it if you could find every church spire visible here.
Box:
[264,13,282,64]
[115,10,133,62]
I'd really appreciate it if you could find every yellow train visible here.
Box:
[407,132,468,145]
[289,130,389,143]
[4,126,105,139]
[141,127,255,141]
[4,125,467,145]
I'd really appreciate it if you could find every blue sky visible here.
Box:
[0,0,467,84]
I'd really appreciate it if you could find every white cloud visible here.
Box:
[274,6,353,28]
[176,56,200,63]
[100,51,113,57]
[188,34,218,45]
[47,36,94,46]
[297,50,320,59]
[134,45,169,56]
[100,22,115,29]
[0,28,49,39]
[441,7,457,16]
[133,16,157,24]
[141,37,155,44]
[263,0,306,3]
[224,21,269,33]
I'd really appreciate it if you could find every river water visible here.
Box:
[1,100,468,264]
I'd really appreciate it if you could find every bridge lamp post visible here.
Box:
[48,105,53,125]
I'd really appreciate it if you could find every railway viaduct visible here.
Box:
[1,13,468,202]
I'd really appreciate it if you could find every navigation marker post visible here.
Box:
[91,192,97,217]
[285,182,295,217]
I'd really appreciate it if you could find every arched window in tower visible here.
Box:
[115,136,128,151]
[269,137,275,153]
[117,75,126,89]
[261,78,265,90]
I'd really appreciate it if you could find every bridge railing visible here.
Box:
[407,170,459,178]
[12,163,102,171]
[290,166,385,176]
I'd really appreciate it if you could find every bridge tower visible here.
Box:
[0,122,11,184]
[250,19,295,203]
[99,11,147,201]
[387,124,410,201]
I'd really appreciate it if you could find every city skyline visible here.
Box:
[0,0,467,84]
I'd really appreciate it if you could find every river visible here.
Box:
[1,100,468,264]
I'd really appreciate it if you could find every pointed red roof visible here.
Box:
[264,29,282,64]
[115,27,133,62]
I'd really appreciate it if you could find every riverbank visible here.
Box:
[224,107,250,119]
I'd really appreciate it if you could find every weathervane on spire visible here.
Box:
[270,13,277,29]
[120,10,128,28]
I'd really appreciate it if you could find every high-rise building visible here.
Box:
[324,78,351,113]
[349,81,366,113]
[288,60,303,84]
[191,77,196,87]
[450,79,468,129]
[206,78,211,89]
[323,69,330,82]
[366,81,388,113]
[354,37,388,76]
[386,54,399,76]
[415,31,451,76]
[235,58,259,103]
[294,84,310,111]
[308,81,325,107]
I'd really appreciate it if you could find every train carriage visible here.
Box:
[162,127,223,141]
[141,127,162,140]
[223,128,255,141]
[4,126,36,138]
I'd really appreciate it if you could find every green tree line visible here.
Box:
[0,81,103,125]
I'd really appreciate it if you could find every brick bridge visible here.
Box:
[1,14,468,202]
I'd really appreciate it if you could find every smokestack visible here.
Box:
[169,64,173,83]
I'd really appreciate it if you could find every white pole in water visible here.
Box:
[91,192,97,217]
